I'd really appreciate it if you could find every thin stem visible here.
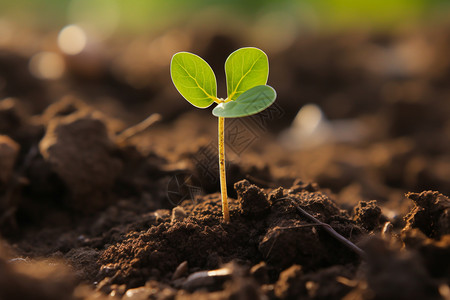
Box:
[218,116,229,222]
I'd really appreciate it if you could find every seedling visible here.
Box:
[170,47,277,222]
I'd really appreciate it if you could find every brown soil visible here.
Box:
[0,25,449,300]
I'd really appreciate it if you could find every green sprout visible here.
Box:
[170,47,277,222]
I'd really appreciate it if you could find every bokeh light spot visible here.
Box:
[58,25,87,55]
[29,52,65,80]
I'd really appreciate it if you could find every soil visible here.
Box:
[0,25,450,300]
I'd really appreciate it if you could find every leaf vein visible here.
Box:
[230,53,264,99]
[175,59,215,101]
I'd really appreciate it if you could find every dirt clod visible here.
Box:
[39,112,123,213]
[258,219,326,270]
[0,257,77,300]
[402,229,450,279]
[353,200,382,231]
[234,179,270,217]
[361,237,441,300]
[404,191,450,239]
[289,179,320,193]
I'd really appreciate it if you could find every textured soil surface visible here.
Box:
[0,25,450,300]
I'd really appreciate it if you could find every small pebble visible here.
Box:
[172,260,188,280]
[182,267,232,291]
[171,206,187,223]
[123,287,152,300]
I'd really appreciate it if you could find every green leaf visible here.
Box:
[170,52,217,108]
[212,85,276,118]
[225,47,269,101]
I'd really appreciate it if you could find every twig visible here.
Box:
[278,197,366,259]
[115,113,161,145]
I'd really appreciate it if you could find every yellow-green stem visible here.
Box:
[218,116,229,222]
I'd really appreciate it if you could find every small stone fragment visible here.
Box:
[123,286,152,300]
[381,222,393,239]
[109,284,126,298]
[182,266,232,291]
[172,261,188,280]
[171,206,187,224]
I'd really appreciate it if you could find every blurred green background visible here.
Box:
[1,0,449,34]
